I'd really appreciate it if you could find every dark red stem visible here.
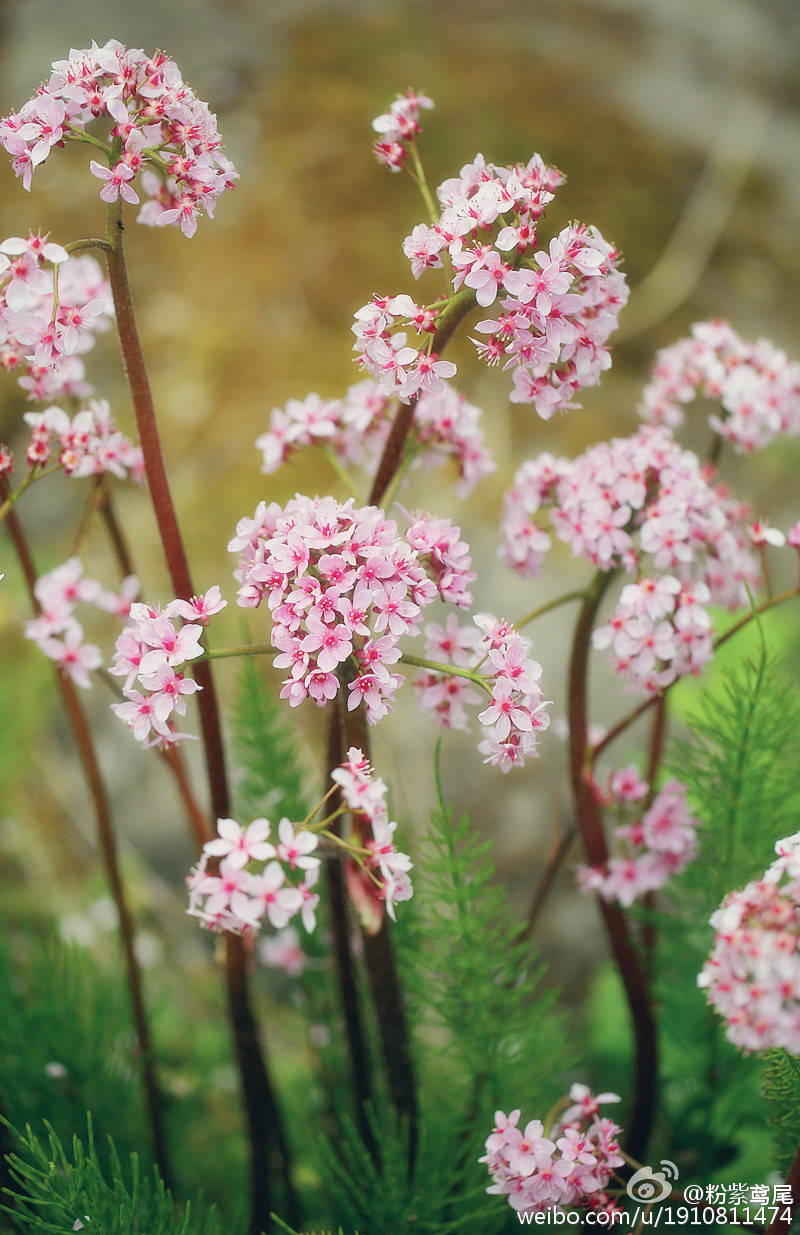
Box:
[567,572,658,1161]
[4,493,172,1188]
[324,695,376,1153]
[767,1146,800,1235]
[103,209,297,1233]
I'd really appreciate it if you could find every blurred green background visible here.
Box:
[0,0,798,1219]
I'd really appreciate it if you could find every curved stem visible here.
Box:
[590,584,800,767]
[102,202,297,1233]
[4,493,172,1188]
[514,589,587,630]
[567,570,658,1160]
[399,651,491,693]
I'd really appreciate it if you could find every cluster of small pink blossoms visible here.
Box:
[187,816,320,936]
[255,377,494,498]
[358,103,628,416]
[414,613,551,772]
[371,89,433,173]
[228,494,474,724]
[578,776,700,906]
[332,746,413,921]
[640,320,800,453]
[109,587,226,747]
[481,1085,624,1217]
[500,425,760,695]
[24,557,138,688]
[0,40,237,238]
[0,235,113,401]
[21,399,142,478]
[698,832,800,1053]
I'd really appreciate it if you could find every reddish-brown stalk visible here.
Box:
[767,1145,800,1235]
[321,287,477,1166]
[101,206,298,1233]
[567,571,658,1161]
[3,490,172,1188]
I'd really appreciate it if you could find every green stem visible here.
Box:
[202,642,268,661]
[514,588,587,630]
[0,464,65,523]
[320,445,361,497]
[66,236,113,257]
[399,651,492,694]
[408,139,439,225]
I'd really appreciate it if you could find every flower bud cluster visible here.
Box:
[0,235,112,401]
[255,377,494,497]
[0,40,237,238]
[371,89,433,173]
[24,557,138,688]
[23,399,142,478]
[577,779,700,907]
[500,425,760,695]
[699,832,800,1053]
[109,587,226,746]
[639,320,800,453]
[481,1085,624,1216]
[228,495,473,725]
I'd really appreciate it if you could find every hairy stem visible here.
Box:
[102,203,296,1232]
[567,570,658,1160]
[4,493,172,1188]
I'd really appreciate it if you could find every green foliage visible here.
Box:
[671,641,800,909]
[762,1050,800,1175]
[654,638,800,1182]
[232,657,311,822]
[313,768,569,1233]
[2,1118,222,1234]
[0,937,146,1166]
[405,800,567,1110]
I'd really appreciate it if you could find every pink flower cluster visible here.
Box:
[640,320,800,453]
[228,495,473,724]
[24,557,139,688]
[698,832,800,1053]
[0,234,112,401]
[255,378,494,498]
[187,816,320,935]
[481,1085,624,1216]
[358,137,627,415]
[22,399,142,478]
[413,613,551,771]
[500,425,761,694]
[109,587,226,746]
[371,89,433,173]
[332,746,413,921]
[352,294,457,402]
[0,40,237,238]
[578,779,700,907]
